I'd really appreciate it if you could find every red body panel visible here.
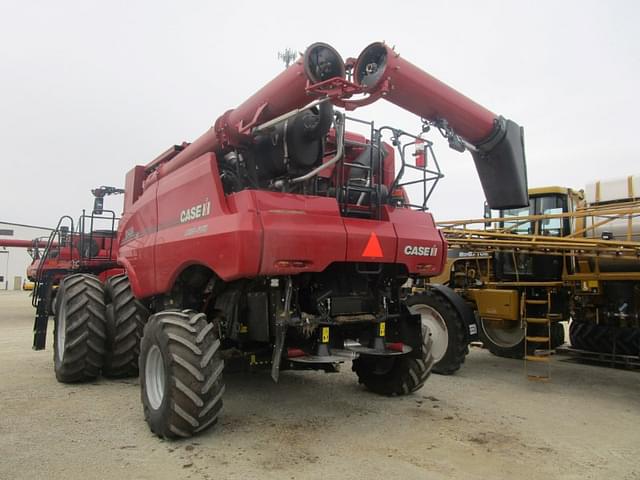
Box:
[119,152,446,299]
[254,193,346,275]
[344,217,397,264]
[117,181,159,297]
[386,207,448,275]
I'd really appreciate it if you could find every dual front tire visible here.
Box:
[53,274,107,382]
[53,275,225,439]
[103,274,148,378]
[53,273,146,382]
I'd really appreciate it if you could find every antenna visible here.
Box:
[277,48,297,68]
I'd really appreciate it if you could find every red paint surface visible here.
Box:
[355,42,497,143]
[361,232,384,258]
[119,152,446,298]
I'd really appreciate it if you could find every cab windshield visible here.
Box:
[500,194,568,237]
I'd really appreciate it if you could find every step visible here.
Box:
[525,299,548,305]
[525,355,550,363]
[526,336,550,343]
[525,317,551,324]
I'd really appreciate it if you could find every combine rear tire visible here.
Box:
[352,333,435,396]
[140,310,225,438]
[103,274,149,378]
[404,291,468,375]
[53,274,107,383]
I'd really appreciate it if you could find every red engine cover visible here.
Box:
[118,153,446,299]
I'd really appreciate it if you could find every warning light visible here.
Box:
[362,232,383,258]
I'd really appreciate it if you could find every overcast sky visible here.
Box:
[1,0,638,229]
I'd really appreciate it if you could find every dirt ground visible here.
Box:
[0,291,639,480]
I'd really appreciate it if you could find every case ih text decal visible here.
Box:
[403,245,438,256]
[180,199,211,224]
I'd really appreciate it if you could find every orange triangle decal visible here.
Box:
[362,232,383,258]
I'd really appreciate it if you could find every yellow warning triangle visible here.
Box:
[362,232,383,258]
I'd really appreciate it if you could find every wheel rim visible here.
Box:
[56,299,66,362]
[145,345,165,409]
[481,318,524,348]
[408,304,448,363]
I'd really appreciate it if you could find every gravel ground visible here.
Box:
[1,290,639,480]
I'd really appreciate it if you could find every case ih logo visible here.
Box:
[180,200,211,224]
[404,245,438,257]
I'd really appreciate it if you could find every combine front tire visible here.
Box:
[53,274,107,383]
[404,291,468,375]
[352,334,435,396]
[103,274,149,378]
[140,310,225,439]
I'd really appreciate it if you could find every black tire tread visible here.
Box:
[404,290,468,375]
[53,274,107,383]
[140,310,225,439]
[103,274,148,378]
[352,335,435,396]
[570,320,640,355]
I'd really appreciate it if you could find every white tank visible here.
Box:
[584,174,640,243]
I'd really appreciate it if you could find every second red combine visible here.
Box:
[46,41,528,438]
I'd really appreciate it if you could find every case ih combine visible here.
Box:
[36,41,527,438]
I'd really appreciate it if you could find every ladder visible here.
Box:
[522,290,553,381]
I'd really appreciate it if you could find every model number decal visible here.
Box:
[180,200,211,224]
[404,245,438,256]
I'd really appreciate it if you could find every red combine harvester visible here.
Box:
[46,41,527,439]
[18,187,151,380]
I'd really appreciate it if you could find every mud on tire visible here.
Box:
[53,274,107,383]
[103,274,149,378]
[140,310,225,438]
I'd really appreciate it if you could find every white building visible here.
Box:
[0,222,54,290]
